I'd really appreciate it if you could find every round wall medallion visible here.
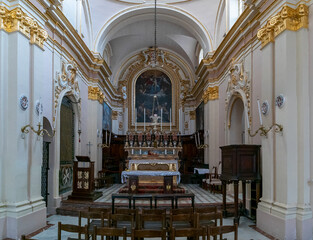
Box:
[261,101,269,115]
[35,100,43,115]
[276,94,285,108]
[20,95,29,110]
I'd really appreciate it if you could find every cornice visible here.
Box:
[0,6,48,49]
[257,4,309,48]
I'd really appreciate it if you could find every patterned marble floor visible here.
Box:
[95,183,235,207]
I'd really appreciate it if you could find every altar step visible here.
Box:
[118,185,185,194]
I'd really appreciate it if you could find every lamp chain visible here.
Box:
[154,0,157,65]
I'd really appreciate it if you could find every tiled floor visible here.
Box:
[29,184,272,240]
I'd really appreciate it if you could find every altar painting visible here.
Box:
[135,70,172,123]
[103,101,112,130]
[196,102,204,131]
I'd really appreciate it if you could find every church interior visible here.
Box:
[1,0,313,239]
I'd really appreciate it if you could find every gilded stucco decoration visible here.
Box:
[189,111,196,120]
[0,6,48,48]
[257,4,309,48]
[112,111,118,120]
[54,60,81,125]
[202,86,219,103]
[225,60,251,127]
[88,86,106,104]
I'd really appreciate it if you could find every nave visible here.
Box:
[21,184,271,240]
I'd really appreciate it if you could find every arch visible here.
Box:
[226,91,249,144]
[228,97,245,144]
[93,4,213,54]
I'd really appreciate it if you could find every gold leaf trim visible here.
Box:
[88,86,106,104]
[0,6,48,49]
[202,86,219,103]
[257,4,308,48]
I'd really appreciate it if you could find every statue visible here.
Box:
[150,113,160,131]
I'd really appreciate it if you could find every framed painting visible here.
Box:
[135,70,172,123]
[103,101,112,131]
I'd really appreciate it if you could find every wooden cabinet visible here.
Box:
[220,145,261,223]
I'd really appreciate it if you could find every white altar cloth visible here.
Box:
[121,170,181,184]
[194,168,210,174]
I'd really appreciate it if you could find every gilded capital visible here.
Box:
[0,6,48,48]
[88,86,106,104]
[189,111,196,120]
[257,4,309,48]
[202,86,219,103]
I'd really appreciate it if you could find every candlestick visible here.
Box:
[197,131,200,145]
[144,108,146,132]
[161,108,163,131]
[245,108,250,129]
[257,99,263,126]
[170,108,172,132]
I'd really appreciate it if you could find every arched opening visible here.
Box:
[59,96,75,195]
[42,117,53,207]
[229,98,245,144]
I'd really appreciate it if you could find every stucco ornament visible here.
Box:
[54,59,81,126]
[225,60,251,124]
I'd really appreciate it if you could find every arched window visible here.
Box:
[198,49,204,64]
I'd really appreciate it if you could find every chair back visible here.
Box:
[197,212,223,228]
[79,211,105,227]
[194,206,217,214]
[142,208,166,215]
[57,222,88,240]
[170,207,193,215]
[88,207,110,214]
[170,227,206,240]
[115,208,137,215]
[109,213,135,235]
[131,228,167,240]
[92,226,127,240]
[169,213,198,228]
[138,213,166,229]
[207,224,238,240]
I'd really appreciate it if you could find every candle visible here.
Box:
[197,132,200,145]
[161,108,163,131]
[257,99,263,125]
[245,108,250,129]
[135,108,137,132]
[195,133,198,147]
[170,108,172,132]
[144,108,146,132]
[109,131,111,146]
[38,97,42,124]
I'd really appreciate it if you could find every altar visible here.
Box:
[122,130,182,188]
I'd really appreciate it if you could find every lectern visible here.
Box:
[220,145,261,224]
[69,156,102,201]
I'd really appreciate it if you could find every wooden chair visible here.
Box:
[58,222,88,240]
[141,208,166,215]
[207,224,238,240]
[169,213,198,230]
[194,206,217,214]
[88,207,110,213]
[79,211,106,239]
[137,213,167,230]
[196,212,223,227]
[170,227,206,240]
[203,162,222,193]
[92,226,127,240]
[131,227,167,240]
[170,207,193,215]
[109,213,135,236]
